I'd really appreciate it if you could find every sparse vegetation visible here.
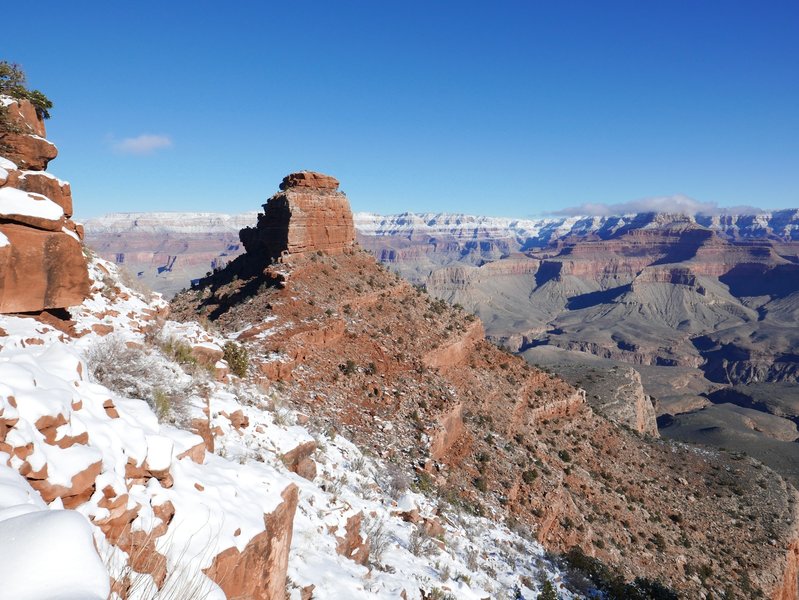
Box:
[85,335,191,423]
[223,341,249,377]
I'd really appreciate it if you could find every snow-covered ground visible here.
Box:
[0,253,572,599]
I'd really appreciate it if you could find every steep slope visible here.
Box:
[172,173,799,598]
[0,248,575,600]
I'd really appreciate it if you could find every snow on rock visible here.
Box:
[0,156,18,170]
[0,509,110,600]
[0,186,63,220]
[0,251,572,599]
[0,464,109,600]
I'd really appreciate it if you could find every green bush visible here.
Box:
[223,341,249,378]
[522,469,538,483]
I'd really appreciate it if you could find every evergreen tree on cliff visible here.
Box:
[0,61,53,119]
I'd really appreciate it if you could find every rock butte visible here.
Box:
[239,171,356,263]
[0,96,89,313]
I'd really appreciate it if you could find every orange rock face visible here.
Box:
[0,98,89,313]
[204,484,299,600]
[0,132,58,171]
[335,512,370,565]
[0,223,90,312]
[5,169,73,217]
[240,171,356,262]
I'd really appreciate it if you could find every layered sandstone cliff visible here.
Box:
[239,171,355,263]
[0,96,89,313]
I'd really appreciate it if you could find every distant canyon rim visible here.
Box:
[85,208,799,486]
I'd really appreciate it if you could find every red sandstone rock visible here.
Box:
[279,171,339,190]
[4,170,73,217]
[0,100,89,314]
[0,223,90,312]
[239,171,356,262]
[0,132,57,171]
[204,483,299,600]
[1,98,46,137]
[190,343,224,366]
[28,459,102,508]
[281,440,317,481]
[335,512,370,566]
[224,409,250,431]
[177,440,206,464]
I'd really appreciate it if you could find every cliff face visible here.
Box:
[0,96,89,313]
[171,174,799,598]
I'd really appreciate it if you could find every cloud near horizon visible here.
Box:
[112,134,173,155]
[553,194,765,217]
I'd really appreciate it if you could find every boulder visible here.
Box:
[281,440,317,481]
[335,512,370,565]
[4,169,73,217]
[0,223,91,313]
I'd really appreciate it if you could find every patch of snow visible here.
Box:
[0,231,8,247]
[0,155,17,170]
[0,473,109,600]
[61,226,80,241]
[0,187,63,220]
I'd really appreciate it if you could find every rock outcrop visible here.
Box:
[240,171,355,263]
[0,96,89,313]
[205,484,299,600]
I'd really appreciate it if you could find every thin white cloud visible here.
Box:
[554,194,765,217]
[113,134,173,155]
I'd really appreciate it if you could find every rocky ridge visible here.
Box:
[0,170,571,598]
[172,173,799,598]
[0,95,89,313]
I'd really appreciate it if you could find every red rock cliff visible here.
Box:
[0,96,89,313]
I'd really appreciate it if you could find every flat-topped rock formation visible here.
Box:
[0,96,89,313]
[239,171,355,263]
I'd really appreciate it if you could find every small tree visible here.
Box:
[223,341,249,378]
[539,579,560,600]
[0,61,53,119]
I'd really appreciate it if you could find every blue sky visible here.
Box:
[3,1,798,218]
